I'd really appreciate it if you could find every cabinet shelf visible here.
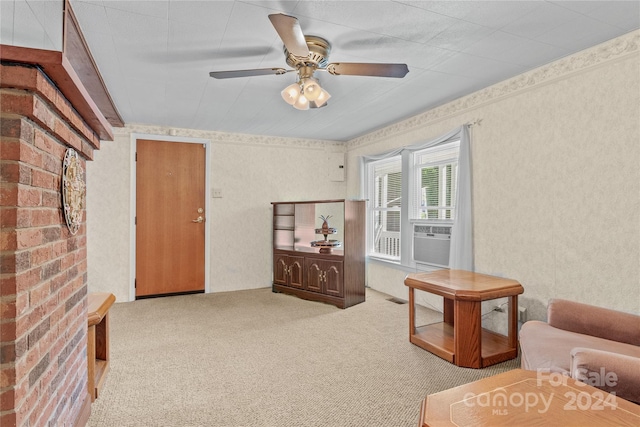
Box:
[271,200,365,309]
[411,322,515,366]
[274,204,295,216]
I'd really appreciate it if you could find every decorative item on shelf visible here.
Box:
[311,215,342,253]
[62,148,86,235]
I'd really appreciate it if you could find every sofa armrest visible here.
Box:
[570,347,640,404]
[547,299,640,346]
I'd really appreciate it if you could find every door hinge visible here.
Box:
[135,279,137,288]
[135,152,137,161]
[135,216,137,225]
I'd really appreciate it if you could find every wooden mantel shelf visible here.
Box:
[0,45,115,142]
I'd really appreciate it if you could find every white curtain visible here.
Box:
[359,125,474,271]
[358,147,404,198]
[448,125,473,271]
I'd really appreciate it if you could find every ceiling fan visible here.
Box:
[209,13,409,110]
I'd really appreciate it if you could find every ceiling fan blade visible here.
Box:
[209,68,290,79]
[325,63,409,78]
[268,13,310,58]
[142,46,277,64]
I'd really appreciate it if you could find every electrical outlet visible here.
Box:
[493,305,504,313]
[212,188,222,198]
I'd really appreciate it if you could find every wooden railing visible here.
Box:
[375,231,400,258]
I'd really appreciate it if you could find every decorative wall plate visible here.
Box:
[62,148,86,235]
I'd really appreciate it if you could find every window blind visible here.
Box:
[368,157,402,259]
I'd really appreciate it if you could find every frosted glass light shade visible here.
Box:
[293,94,309,110]
[281,83,301,105]
[302,78,322,101]
[313,88,331,107]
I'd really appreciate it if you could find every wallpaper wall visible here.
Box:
[345,30,640,321]
[86,127,345,302]
[87,31,638,320]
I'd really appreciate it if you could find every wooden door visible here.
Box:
[136,139,205,297]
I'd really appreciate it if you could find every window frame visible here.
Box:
[364,138,461,268]
[410,140,460,223]
[365,156,402,262]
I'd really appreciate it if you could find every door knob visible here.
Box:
[192,216,204,223]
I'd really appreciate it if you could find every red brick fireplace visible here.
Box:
[0,60,106,426]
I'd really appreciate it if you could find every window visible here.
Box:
[367,157,402,260]
[363,137,462,268]
[412,142,459,221]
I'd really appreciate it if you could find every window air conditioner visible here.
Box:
[412,224,452,267]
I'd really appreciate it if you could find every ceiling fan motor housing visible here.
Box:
[284,35,331,69]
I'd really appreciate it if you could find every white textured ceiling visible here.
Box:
[68,0,640,141]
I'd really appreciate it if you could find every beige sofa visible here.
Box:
[519,298,640,404]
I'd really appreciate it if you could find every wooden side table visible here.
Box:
[87,292,115,402]
[405,270,523,368]
[418,369,640,426]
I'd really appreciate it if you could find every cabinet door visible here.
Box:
[324,261,343,297]
[274,255,288,286]
[305,259,323,293]
[288,256,304,288]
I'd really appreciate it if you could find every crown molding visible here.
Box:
[114,123,344,150]
[347,30,639,151]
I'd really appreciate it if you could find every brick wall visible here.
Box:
[1,62,99,427]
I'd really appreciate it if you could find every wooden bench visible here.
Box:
[87,292,115,402]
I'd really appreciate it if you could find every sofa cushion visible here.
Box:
[519,320,640,373]
[571,347,640,404]
[547,299,640,346]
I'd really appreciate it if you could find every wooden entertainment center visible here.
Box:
[271,199,366,309]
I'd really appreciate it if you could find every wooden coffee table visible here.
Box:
[418,369,640,426]
[405,270,523,368]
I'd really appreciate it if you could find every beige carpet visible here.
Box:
[88,288,519,427]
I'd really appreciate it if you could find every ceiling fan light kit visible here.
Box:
[209,13,409,111]
[280,64,331,110]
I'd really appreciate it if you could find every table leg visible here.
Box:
[454,299,482,368]
[408,286,415,337]
[508,295,518,349]
[87,325,96,402]
[443,298,454,325]
[96,312,109,360]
